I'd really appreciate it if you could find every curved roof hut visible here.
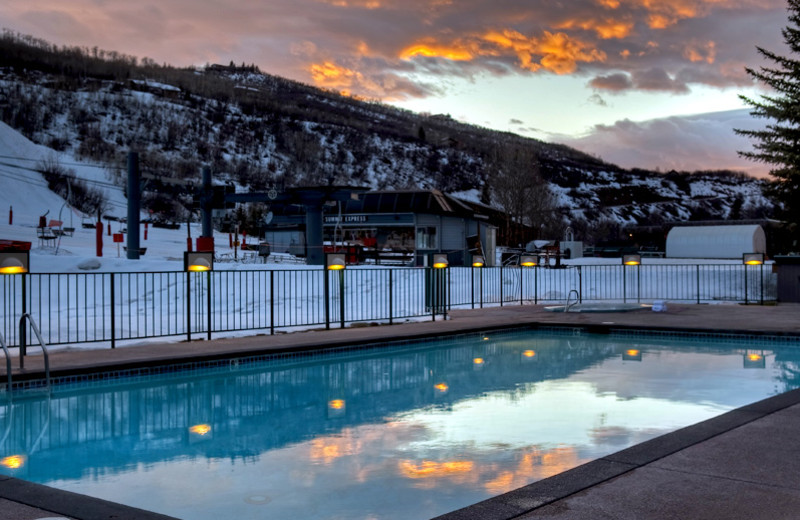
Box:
[665,225,766,259]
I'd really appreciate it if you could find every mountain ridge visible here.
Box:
[0,31,774,245]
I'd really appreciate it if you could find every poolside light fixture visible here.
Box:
[473,357,485,365]
[1,455,25,469]
[434,382,449,393]
[189,424,212,436]
[522,350,536,358]
[520,254,538,267]
[326,252,346,270]
[184,251,214,272]
[622,254,641,266]
[743,252,764,265]
[0,251,28,274]
[327,398,347,418]
[622,349,642,361]
[432,253,449,269]
[472,255,485,268]
[744,352,766,369]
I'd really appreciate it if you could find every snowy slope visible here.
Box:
[0,121,276,272]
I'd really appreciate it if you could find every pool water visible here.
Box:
[1,329,799,520]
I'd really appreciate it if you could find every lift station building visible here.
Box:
[262,189,498,266]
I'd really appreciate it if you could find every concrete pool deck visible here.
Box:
[3,302,800,519]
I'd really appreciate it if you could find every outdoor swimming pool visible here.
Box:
[1,328,799,520]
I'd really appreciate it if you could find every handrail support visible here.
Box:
[19,313,51,388]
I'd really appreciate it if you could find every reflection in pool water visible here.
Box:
[0,330,798,519]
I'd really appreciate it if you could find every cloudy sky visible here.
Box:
[1,0,790,177]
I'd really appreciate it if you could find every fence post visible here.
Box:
[19,274,27,367]
[110,273,116,349]
[207,270,212,341]
[389,270,393,325]
[480,267,484,308]
[339,269,345,329]
[269,270,275,335]
[744,265,748,305]
[186,271,191,342]
[637,264,641,303]
[760,263,764,305]
[578,266,582,303]
[324,269,331,330]
[471,267,475,309]
[534,265,538,305]
[499,265,504,307]
[444,267,450,320]
[623,265,627,303]
[520,266,524,306]
[696,265,700,304]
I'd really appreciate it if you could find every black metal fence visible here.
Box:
[0,264,776,349]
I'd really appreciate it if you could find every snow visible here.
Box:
[0,121,776,355]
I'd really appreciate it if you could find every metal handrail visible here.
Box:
[19,313,50,388]
[0,332,10,392]
[565,289,580,312]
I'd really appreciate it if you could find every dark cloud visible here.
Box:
[590,73,634,92]
[586,93,607,106]
[556,108,771,177]
[509,118,524,124]
[632,67,690,93]
[0,0,790,100]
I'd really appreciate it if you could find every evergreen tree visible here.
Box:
[737,0,800,244]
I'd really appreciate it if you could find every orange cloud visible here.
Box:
[315,0,383,8]
[630,0,732,29]
[399,460,475,479]
[556,17,635,39]
[309,61,362,91]
[684,40,716,63]
[482,30,607,74]
[399,39,475,61]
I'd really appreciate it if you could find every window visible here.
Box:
[416,226,437,249]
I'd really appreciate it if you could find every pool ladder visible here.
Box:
[18,313,51,389]
[564,289,580,312]
[0,332,10,393]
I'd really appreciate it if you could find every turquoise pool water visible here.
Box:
[1,328,799,520]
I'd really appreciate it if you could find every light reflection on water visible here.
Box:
[0,330,798,519]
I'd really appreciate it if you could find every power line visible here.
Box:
[0,159,126,191]
[0,153,112,170]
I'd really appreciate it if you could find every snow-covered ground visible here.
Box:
[0,121,775,354]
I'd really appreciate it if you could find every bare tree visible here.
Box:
[488,144,556,246]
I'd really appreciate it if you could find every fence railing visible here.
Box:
[0,264,776,349]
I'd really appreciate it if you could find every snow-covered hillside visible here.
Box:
[0,121,283,272]
[0,50,776,242]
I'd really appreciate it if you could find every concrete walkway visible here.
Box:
[2,302,800,519]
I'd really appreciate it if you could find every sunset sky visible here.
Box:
[0,0,790,177]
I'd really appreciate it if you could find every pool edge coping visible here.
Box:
[7,320,800,389]
[3,315,800,519]
[430,386,800,520]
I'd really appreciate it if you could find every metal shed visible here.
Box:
[666,225,766,259]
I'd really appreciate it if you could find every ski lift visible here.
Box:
[81,215,96,229]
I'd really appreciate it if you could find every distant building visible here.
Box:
[666,225,766,259]
[262,189,498,266]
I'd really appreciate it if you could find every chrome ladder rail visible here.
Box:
[0,332,10,393]
[565,289,580,312]
[19,313,50,389]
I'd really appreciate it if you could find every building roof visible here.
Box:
[267,189,494,221]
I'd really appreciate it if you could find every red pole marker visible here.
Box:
[96,221,103,257]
